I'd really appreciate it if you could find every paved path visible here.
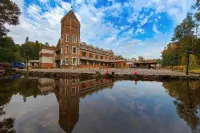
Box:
[29,68,198,76]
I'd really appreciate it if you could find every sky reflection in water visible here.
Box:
[0,77,199,133]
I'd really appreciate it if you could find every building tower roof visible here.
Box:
[61,10,80,23]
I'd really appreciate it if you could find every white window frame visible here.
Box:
[65,57,69,65]
[72,57,77,65]
[66,34,69,42]
[72,35,77,43]
[66,46,69,53]
[60,59,62,65]
[72,46,77,54]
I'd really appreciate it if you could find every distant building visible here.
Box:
[26,60,39,68]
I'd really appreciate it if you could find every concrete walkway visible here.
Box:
[29,68,198,76]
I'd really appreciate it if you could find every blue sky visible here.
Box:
[9,0,195,59]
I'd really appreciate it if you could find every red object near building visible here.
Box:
[133,69,138,75]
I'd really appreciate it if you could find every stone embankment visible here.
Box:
[16,68,200,81]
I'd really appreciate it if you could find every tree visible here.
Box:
[131,58,136,62]
[25,37,29,43]
[172,13,195,43]
[45,42,49,46]
[138,56,145,62]
[0,37,23,62]
[0,0,21,38]
[162,7,200,68]
[20,40,43,60]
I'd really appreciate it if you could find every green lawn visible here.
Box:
[191,69,200,73]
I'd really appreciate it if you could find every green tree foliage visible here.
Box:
[20,40,44,60]
[162,43,182,66]
[162,3,200,68]
[0,0,21,38]
[0,37,23,62]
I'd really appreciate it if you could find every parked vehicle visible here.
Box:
[130,65,137,68]
[12,62,25,69]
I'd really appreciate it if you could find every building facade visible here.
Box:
[39,46,55,68]
[39,10,126,69]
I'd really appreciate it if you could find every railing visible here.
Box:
[78,65,109,69]
[79,56,115,62]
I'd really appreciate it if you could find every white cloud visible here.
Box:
[7,0,195,59]
[39,0,49,3]
[153,24,161,34]
[124,39,143,48]
[135,28,145,35]
[61,1,71,11]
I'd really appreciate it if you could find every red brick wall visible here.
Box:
[40,63,53,69]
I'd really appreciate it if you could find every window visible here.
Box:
[89,53,93,58]
[101,56,103,59]
[96,55,98,59]
[66,58,68,65]
[82,52,86,57]
[72,46,77,54]
[72,58,76,65]
[81,45,86,49]
[71,87,76,95]
[66,46,69,53]
[66,34,69,42]
[72,35,77,43]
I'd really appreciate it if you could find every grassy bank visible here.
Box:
[163,66,200,74]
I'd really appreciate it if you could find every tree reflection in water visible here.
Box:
[163,81,200,132]
[0,77,41,133]
[1,77,200,133]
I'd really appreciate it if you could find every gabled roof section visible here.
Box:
[62,10,80,23]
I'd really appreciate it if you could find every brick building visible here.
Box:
[39,46,55,68]
[39,10,127,68]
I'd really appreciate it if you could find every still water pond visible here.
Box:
[0,77,200,133]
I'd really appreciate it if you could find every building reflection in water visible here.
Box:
[38,78,114,133]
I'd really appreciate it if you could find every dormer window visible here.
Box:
[66,34,69,42]
[72,35,77,43]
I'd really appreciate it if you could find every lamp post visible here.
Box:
[185,49,193,75]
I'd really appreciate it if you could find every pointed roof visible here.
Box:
[62,10,80,23]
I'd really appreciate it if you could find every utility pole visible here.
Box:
[25,37,29,77]
[185,49,193,75]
